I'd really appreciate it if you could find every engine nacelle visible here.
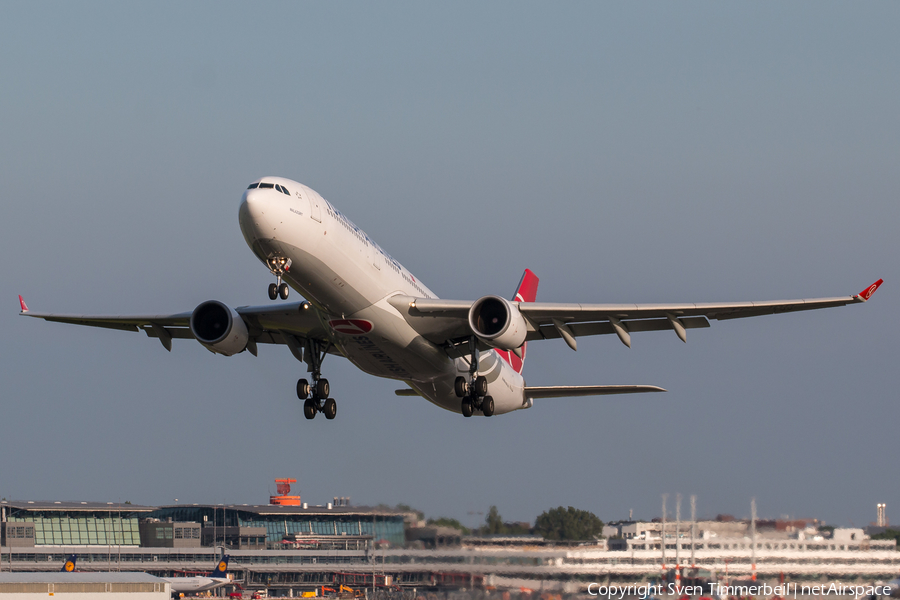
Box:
[190,301,250,356]
[468,295,527,350]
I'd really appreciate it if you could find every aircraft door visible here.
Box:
[366,236,380,270]
[294,189,311,217]
[307,190,323,222]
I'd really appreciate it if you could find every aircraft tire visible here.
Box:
[297,378,310,399]
[278,283,290,299]
[316,379,330,398]
[323,398,337,420]
[461,397,474,418]
[303,399,317,420]
[482,395,494,417]
[474,376,488,397]
[454,377,468,398]
[268,283,278,300]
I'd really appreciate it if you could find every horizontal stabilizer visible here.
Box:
[525,385,666,399]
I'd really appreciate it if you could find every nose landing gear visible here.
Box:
[455,337,494,417]
[266,257,292,300]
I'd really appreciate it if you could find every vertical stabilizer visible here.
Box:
[61,555,77,572]
[496,269,539,374]
[209,555,230,578]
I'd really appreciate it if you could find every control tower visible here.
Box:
[270,478,301,506]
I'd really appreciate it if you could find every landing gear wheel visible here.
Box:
[473,376,488,397]
[454,376,468,398]
[267,283,278,300]
[303,399,317,420]
[278,282,290,299]
[315,379,330,398]
[296,378,310,400]
[461,397,474,418]
[482,395,495,417]
[323,398,337,420]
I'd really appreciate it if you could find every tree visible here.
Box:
[426,517,470,534]
[485,505,505,534]
[871,529,900,549]
[534,506,603,541]
[396,504,425,522]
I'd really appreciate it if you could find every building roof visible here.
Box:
[0,572,164,584]
[2,500,406,516]
[2,500,156,512]
[154,504,410,517]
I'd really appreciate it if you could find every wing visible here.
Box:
[525,385,666,398]
[18,297,335,359]
[388,279,883,350]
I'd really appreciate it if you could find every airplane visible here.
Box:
[19,176,883,420]
[60,554,77,572]
[162,555,231,595]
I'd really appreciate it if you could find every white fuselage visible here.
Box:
[163,575,227,593]
[238,178,529,415]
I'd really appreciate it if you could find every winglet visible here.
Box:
[18,295,28,313]
[856,279,883,302]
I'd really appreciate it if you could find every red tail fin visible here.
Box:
[496,269,539,374]
[514,269,539,303]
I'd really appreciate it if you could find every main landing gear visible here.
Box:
[266,256,292,300]
[298,340,337,420]
[455,337,494,417]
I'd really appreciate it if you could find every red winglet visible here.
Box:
[856,279,883,301]
[18,295,29,312]
[513,268,540,303]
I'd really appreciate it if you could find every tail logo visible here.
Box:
[217,561,227,572]
[64,561,75,572]
[328,319,374,336]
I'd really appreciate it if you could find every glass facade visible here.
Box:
[236,515,404,546]
[5,505,405,548]
[148,506,405,546]
[8,513,140,546]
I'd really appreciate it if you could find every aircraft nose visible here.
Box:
[238,190,271,238]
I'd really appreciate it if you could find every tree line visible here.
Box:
[425,505,604,541]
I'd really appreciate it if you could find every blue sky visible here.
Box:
[2,2,898,530]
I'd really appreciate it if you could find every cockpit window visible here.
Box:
[259,183,275,189]
[275,184,284,193]
[281,185,290,195]
[247,183,259,189]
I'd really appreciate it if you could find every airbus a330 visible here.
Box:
[20,177,883,420]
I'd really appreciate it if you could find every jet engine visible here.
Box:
[190,301,250,356]
[468,295,527,350]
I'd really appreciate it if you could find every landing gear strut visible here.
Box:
[266,257,292,300]
[297,340,336,420]
[455,337,494,417]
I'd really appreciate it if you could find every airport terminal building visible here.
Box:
[0,500,406,550]
[3,496,899,597]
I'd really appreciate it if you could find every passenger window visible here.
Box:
[259,183,274,189]
[247,183,259,189]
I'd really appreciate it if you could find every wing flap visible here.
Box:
[519,296,864,322]
[21,312,192,331]
[527,315,710,341]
